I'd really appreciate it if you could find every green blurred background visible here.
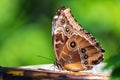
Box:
[0,0,120,79]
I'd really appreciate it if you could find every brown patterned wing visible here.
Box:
[52,6,69,64]
[52,6,105,71]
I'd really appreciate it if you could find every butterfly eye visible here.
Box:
[70,41,76,48]
[60,19,65,25]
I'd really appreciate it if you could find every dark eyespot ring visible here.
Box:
[84,55,88,59]
[84,61,88,65]
[70,41,76,48]
[81,48,86,53]
[66,27,69,32]
[60,19,65,24]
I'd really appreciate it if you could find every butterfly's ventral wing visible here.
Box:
[52,6,105,71]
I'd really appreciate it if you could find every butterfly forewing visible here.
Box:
[52,6,105,71]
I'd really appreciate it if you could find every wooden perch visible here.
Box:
[0,63,111,80]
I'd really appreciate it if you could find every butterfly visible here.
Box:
[52,6,105,71]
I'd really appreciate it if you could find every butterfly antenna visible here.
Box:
[37,55,54,62]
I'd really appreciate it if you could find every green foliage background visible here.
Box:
[0,0,120,79]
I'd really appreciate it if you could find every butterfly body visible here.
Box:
[52,6,105,71]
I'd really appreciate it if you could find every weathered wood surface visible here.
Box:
[0,63,111,80]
